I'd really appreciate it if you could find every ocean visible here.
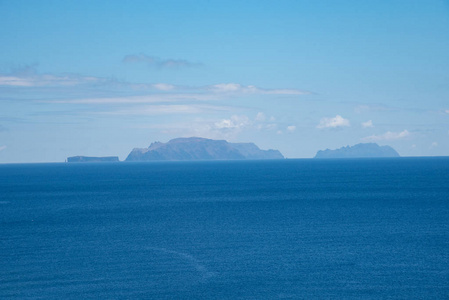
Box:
[1,158,448,299]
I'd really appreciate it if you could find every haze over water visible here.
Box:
[1,158,448,299]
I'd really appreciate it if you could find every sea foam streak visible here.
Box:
[146,247,216,280]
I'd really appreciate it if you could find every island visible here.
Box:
[125,137,284,161]
[67,156,120,163]
[314,143,400,159]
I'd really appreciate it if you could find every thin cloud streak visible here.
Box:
[0,74,109,87]
[362,130,410,141]
[45,93,222,104]
[40,83,306,104]
[207,83,308,95]
[97,104,234,115]
[2,72,307,102]
[122,53,202,69]
[1,68,308,109]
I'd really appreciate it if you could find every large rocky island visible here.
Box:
[314,143,400,159]
[125,137,284,161]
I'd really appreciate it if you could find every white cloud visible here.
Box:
[208,83,307,95]
[0,145,6,151]
[188,113,274,138]
[0,73,109,87]
[138,121,220,140]
[47,93,222,104]
[430,142,438,148]
[99,104,231,115]
[362,130,410,141]
[255,112,266,122]
[0,70,184,91]
[211,83,243,92]
[214,115,251,130]
[151,83,176,91]
[0,76,35,87]
[317,115,350,129]
[445,110,449,114]
[144,115,253,140]
[361,120,373,128]
[41,81,305,104]
[287,125,296,132]
[138,112,284,141]
[253,113,280,131]
[3,69,307,106]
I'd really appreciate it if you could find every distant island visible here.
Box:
[314,143,400,159]
[125,137,284,161]
[67,156,119,163]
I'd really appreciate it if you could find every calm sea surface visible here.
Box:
[1,158,449,299]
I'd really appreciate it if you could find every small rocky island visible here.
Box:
[314,143,399,159]
[67,156,119,163]
[125,137,284,161]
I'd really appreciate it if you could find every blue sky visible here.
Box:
[1,0,448,162]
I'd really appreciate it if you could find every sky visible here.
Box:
[1,0,449,162]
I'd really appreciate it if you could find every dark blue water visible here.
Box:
[1,158,449,299]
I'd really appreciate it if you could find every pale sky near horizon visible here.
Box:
[1,0,449,162]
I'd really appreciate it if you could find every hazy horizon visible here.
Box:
[1,0,449,163]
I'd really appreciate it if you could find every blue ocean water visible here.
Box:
[1,158,449,299]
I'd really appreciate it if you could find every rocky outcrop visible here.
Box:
[314,143,399,159]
